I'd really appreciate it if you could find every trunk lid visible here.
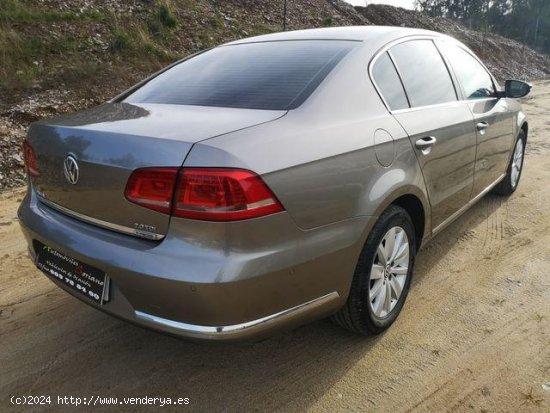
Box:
[28,102,285,239]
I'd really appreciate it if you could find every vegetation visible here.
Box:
[0,0,182,91]
[0,0,547,99]
[0,0,104,23]
[157,2,178,29]
[415,0,550,53]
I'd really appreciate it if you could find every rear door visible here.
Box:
[379,39,477,230]
[439,42,515,198]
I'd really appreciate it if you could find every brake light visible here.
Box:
[124,168,178,214]
[124,167,284,221]
[22,141,40,177]
[173,168,284,221]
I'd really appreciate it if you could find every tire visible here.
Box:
[333,205,416,335]
[493,130,526,196]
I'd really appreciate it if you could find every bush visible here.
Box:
[158,2,177,28]
[111,29,131,52]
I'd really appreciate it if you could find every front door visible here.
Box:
[440,42,516,198]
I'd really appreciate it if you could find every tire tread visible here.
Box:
[493,130,526,196]
[332,205,415,335]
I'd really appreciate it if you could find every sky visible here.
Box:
[344,0,415,10]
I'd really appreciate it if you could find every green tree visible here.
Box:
[414,0,550,53]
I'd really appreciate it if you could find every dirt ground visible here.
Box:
[1,83,550,413]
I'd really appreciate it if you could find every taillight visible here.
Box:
[22,141,40,177]
[124,167,284,221]
[173,168,284,221]
[124,168,178,214]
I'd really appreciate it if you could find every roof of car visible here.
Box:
[226,26,446,45]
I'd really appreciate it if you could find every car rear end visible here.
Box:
[18,39,364,341]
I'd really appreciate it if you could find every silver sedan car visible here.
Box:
[19,26,531,341]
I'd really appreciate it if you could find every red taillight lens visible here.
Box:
[124,167,283,221]
[124,168,178,214]
[22,141,40,177]
[173,168,284,221]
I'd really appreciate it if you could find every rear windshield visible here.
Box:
[123,41,356,110]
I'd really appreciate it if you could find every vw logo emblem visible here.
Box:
[63,155,79,185]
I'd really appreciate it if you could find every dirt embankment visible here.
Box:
[1,81,550,412]
[0,0,368,190]
[1,2,549,192]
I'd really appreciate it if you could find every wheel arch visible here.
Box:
[391,194,426,250]
[517,109,528,142]
[370,187,431,251]
[520,121,528,141]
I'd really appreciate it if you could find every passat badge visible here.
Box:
[63,155,79,185]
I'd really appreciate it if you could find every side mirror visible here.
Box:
[504,80,532,98]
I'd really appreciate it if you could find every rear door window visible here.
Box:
[124,41,356,110]
[389,40,457,108]
[372,52,409,111]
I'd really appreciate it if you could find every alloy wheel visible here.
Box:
[511,138,524,188]
[368,226,410,318]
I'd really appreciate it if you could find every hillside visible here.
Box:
[0,0,367,105]
[0,1,549,189]
[356,4,550,82]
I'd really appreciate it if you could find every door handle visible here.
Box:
[477,121,489,131]
[415,136,437,154]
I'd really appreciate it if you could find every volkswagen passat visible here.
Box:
[19,27,531,341]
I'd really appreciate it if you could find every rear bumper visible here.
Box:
[18,188,371,341]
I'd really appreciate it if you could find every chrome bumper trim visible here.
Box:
[134,291,340,340]
[37,196,164,241]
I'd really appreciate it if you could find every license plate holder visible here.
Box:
[34,241,109,304]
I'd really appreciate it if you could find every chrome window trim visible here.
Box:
[368,34,500,114]
[390,97,498,114]
[37,195,164,241]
